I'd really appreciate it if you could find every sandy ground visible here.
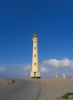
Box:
[38,79,73,100]
[0,79,73,100]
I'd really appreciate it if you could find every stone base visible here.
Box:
[31,76,41,79]
[30,71,41,78]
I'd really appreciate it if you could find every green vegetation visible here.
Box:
[57,92,73,100]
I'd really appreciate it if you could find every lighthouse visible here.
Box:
[30,33,41,78]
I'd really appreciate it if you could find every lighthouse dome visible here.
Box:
[33,33,38,38]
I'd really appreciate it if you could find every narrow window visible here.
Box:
[34,72,36,77]
[34,47,36,50]
[34,54,36,57]
[34,63,36,66]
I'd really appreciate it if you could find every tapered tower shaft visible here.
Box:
[30,33,41,78]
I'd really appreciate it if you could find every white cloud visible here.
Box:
[24,64,31,71]
[40,66,49,73]
[43,58,73,68]
[0,58,73,75]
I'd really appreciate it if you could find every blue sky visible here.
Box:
[0,0,73,78]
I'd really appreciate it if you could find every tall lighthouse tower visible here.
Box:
[30,33,41,78]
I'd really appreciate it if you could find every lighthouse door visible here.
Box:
[34,72,36,77]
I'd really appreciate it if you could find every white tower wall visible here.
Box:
[30,33,41,78]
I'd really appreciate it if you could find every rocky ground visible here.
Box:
[0,79,15,86]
